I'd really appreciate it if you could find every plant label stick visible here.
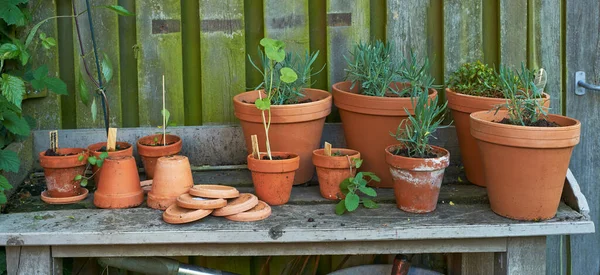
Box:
[107,128,117,151]
[324,142,332,156]
[49,130,58,152]
[251,135,260,159]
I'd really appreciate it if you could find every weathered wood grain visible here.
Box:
[500,0,528,67]
[263,0,310,54]
[386,0,430,61]
[444,0,484,77]
[200,0,246,124]
[566,1,600,273]
[5,246,52,275]
[135,0,185,127]
[503,237,546,275]
[458,253,495,275]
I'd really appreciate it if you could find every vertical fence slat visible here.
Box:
[443,0,484,78]
[500,0,528,67]
[22,0,62,130]
[135,0,184,127]
[73,0,122,129]
[263,0,310,54]
[386,0,430,61]
[118,0,139,127]
[200,0,246,124]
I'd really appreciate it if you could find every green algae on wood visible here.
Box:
[386,0,430,61]
[263,0,310,54]
[500,0,528,67]
[135,0,184,127]
[118,0,140,127]
[200,0,246,124]
[444,0,484,78]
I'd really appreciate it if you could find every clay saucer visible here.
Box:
[162,204,212,224]
[212,193,258,216]
[189,184,239,199]
[140,179,153,194]
[177,193,227,210]
[41,188,89,205]
[225,200,272,222]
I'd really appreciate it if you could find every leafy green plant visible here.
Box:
[335,157,380,215]
[392,85,447,158]
[74,151,108,187]
[446,61,503,98]
[250,38,299,160]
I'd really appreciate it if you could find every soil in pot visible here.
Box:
[233,89,331,185]
[87,141,133,184]
[39,148,88,199]
[312,148,360,200]
[333,81,438,188]
[247,152,300,206]
[94,156,144,209]
[385,145,450,213]
[137,134,182,179]
[147,155,194,210]
[470,110,580,220]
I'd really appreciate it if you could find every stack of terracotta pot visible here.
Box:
[163,185,272,224]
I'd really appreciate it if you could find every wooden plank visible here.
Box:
[326,0,370,87]
[73,0,122,128]
[566,1,600,273]
[136,0,185,127]
[500,0,528,67]
[444,0,484,76]
[263,0,310,54]
[459,253,495,275]
[21,0,62,130]
[5,246,52,275]
[502,237,546,275]
[200,0,246,124]
[386,0,429,61]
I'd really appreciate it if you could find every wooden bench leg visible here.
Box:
[454,252,495,275]
[495,236,547,275]
[5,246,61,275]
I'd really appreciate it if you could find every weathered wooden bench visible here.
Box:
[1,125,595,274]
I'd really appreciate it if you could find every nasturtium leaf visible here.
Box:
[99,5,134,16]
[358,186,377,197]
[96,159,104,168]
[279,67,297,83]
[90,98,97,122]
[74,175,82,181]
[101,52,113,83]
[362,199,379,209]
[344,193,360,212]
[254,98,271,111]
[0,175,12,191]
[335,200,346,215]
[78,154,84,161]
[78,71,89,105]
[353,158,363,169]
[88,156,97,165]
[99,152,109,160]
[260,38,286,62]
[80,178,88,187]
[0,149,20,173]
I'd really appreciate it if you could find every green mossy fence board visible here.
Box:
[73,0,122,129]
[182,0,202,126]
[118,0,139,127]
[263,0,310,55]
[500,0,528,68]
[135,0,185,127]
[386,0,430,61]
[200,0,246,124]
[22,0,62,130]
[443,0,484,78]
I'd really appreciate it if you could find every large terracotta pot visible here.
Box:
[94,156,144,209]
[333,81,438,188]
[233,89,331,184]
[385,145,450,213]
[39,148,88,198]
[87,141,133,183]
[312,148,360,200]
[446,89,550,186]
[137,134,182,179]
[147,155,194,210]
[247,152,299,206]
[470,110,580,220]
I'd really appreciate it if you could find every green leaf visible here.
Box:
[352,158,363,169]
[161,108,170,125]
[1,74,25,108]
[362,172,381,182]
[335,200,346,215]
[80,178,88,187]
[339,178,351,192]
[90,98,97,122]
[25,16,55,47]
[0,149,20,172]
[74,174,82,181]
[3,111,30,136]
[41,40,51,50]
[32,65,48,80]
[43,37,56,47]
[96,159,104,168]
[279,67,298,83]
[0,43,19,60]
[362,199,379,209]
[44,77,68,95]
[78,71,89,105]
[101,52,113,83]
[254,98,271,111]
[38,32,46,40]
[0,192,6,204]
[0,174,13,190]
[0,0,28,26]
[359,186,377,197]
[99,152,109,160]
[99,5,134,16]
[344,193,360,212]
[77,154,84,161]
[88,156,97,165]
[260,38,286,62]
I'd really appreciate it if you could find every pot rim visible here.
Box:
[312,148,360,169]
[39,148,88,169]
[446,88,551,113]
[384,144,450,171]
[87,141,133,152]
[233,88,331,108]
[247,152,300,173]
[137,134,182,157]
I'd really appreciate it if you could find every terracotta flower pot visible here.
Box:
[94,156,144,209]
[233,89,331,184]
[147,155,194,210]
[470,110,580,220]
[312,148,360,200]
[137,134,182,179]
[333,81,438,188]
[247,152,299,206]
[39,148,88,198]
[87,141,133,183]
[446,88,550,186]
[385,145,450,213]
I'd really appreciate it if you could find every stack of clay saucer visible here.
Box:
[162,184,272,224]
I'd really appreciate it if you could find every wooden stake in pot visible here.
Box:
[251,134,260,159]
[162,75,166,146]
[106,128,117,152]
[49,130,58,152]
[324,142,332,157]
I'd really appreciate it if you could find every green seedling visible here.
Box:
[335,158,380,215]
[73,151,108,187]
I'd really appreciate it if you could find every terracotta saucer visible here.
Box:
[162,204,213,224]
[41,188,89,205]
[225,200,272,222]
[177,193,227,210]
[189,184,239,199]
[140,179,153,194]
[212,193,258,216]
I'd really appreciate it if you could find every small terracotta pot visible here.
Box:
[385,145,450,213]
[247,152,300,206]
[446,88,550,186]
[87,141,133,183]
[39,148,88,198]
[333,81,438,188]
[233,89,331,184]
[94,156,144,209]
[312,148,360,200]
[137,134,182,179]
[470,110,580,220]
[147,155,194,210]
